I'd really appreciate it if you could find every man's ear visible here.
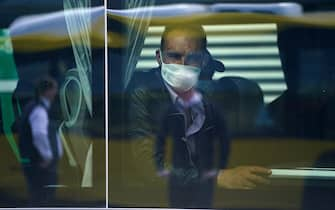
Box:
[156,49,162,66]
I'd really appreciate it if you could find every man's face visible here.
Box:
[44,83,58,102]
[158,30,204,68]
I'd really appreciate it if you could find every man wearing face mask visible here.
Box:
[128,24,271,208]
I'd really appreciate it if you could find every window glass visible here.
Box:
[0,0,105,207]
[108,1,335,210]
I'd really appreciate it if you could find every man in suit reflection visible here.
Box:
[128,24,271,208]
[18,77,63,206]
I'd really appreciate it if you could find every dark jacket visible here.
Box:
[128,68,231,181]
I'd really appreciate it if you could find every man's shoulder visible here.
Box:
[20,100,38,117]
[127,67,164,91]
[14,100,44,132]
[25,100,48,118]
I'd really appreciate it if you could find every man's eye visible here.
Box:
[166,53,182,60]
[186,53,203,61]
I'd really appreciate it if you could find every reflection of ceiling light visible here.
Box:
[144,35,277,45]
[147,24,277,33]
[204,24,277,32]
[271,168,335,179]
[140,47,279,57]
[214,71,284,79]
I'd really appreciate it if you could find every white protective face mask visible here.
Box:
[160,51,201,92]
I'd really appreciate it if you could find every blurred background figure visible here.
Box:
[18,76,63,206]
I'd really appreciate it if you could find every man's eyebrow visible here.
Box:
[164,50,180,53]
[165,51,181,55]
[164,51,183,57]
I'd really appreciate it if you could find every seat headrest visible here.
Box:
[199,49,225,80]
[215,76,265,136]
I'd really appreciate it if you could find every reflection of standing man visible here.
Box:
[18,77,63,206]
[128,25,271,208]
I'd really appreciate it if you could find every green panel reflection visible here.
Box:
[0,29,21,162]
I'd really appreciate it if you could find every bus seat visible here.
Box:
[268,27,335,139]
[212,76,265,137]
[199,49,225,81]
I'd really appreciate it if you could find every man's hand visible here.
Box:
[157,169,171,178]
[217,166,271,189]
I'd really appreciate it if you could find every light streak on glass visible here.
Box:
[62,0,94,187]
[123,0,156,89]
[64,0,92,115]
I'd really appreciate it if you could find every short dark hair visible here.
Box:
[35,76,57,97]
[160,24,207,50]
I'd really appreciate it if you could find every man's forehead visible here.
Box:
[165,29,204,40]
[164,30,203,51]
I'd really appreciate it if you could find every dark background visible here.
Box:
[0,0,103,28]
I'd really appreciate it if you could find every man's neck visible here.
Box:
[174,88,195,102]
[40,96,51,109]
